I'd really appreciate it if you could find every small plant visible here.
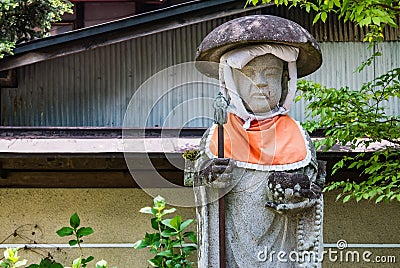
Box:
[0,248,27,268]
[56,213,95,267]
[1,214,111,268]
[182,150,199,162]
[133,196,197,268]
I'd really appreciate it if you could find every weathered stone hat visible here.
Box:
[195,15,322,78]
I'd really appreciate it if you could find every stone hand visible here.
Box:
[266,172,321,212]
[310,182,322,198]
[294,182,322,199]
[197,158,235,188]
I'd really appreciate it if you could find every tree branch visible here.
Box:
[373,3,400,12]
[379,118,400,123]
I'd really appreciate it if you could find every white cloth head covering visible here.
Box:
[219,44,299,129]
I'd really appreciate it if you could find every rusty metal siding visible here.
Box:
[1,19,226,127]
[293,42,400,121]
[1,19,399,126]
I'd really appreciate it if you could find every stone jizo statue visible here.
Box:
[192,15,326,267]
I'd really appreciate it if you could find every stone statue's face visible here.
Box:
[232,54,284,115]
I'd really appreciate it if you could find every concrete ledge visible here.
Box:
[0,137,396,154]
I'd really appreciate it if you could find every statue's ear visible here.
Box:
[279,68,289,107]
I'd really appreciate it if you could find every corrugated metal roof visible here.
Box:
[0,0,267,71]
[11,0,239,55]
[1,6,398,127]
[2,38,398,126]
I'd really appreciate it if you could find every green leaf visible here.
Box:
[162,208,176,215]
[348,162,358,168]
[76,227,94,238]
[359,17,372,27]
[50,263,64,268]
[171,215,182,230]
[148,258,161,267]
[371,17,380,25]
[375,195,385,203]
[133,239,148,249]
[157,250,173,257]
[343,183,352,193]
[82,256,94,264]
[161,229,178,237]
[69,239,78,246]
[14,260,27,268]
[144,232,161,244]
[71,257,82,268]
[139,207,154,214]
[151,218,159,231]
[321,12,328,23]
[313,13,321,24]
[343,195,351,203]
[183,231,197,243]
[162,215,182,231]
[183,246,197,254]
[70,213,80,229]
[333,0,340,7]
[56,227,74,237]
[39,259,51,266]
[39,258,55,267]
[180,219,194,231]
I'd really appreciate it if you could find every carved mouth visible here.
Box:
[253,93,269,98]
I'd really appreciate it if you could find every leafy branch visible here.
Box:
[0,213,110,267]
[133,196,197,268]
[0,0,73,58]
[373,3,400,12]
[55,213,94,268]
[247,0,399,42]
[296,67,400,203]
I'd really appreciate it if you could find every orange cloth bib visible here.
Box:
[209,113,307,166]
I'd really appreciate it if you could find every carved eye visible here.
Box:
[263,70,272,77]
[241,67,255,78]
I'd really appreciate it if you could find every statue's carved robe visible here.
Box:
[194,114,323,268]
